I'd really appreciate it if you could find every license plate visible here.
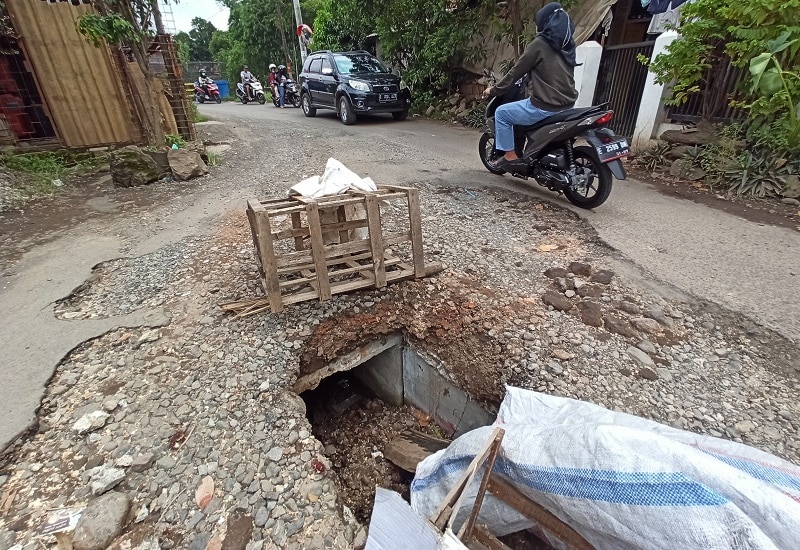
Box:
[595,138,630,162]
[379,93,397,102]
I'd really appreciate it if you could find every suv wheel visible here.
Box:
[392,110,408,121]
[302,93,316,117]
[338,96,356,125]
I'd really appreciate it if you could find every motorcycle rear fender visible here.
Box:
[583,130,627,180]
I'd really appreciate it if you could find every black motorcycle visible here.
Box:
[273,78,302,108]
[478,70,629,209]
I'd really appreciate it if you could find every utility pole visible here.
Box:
[292,0,307,64]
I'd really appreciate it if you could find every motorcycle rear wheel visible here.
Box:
[563,146,613,209]
[197,95,205,104]
[240,95,248,104]
[478,132,506,175]
[292,94,301,108]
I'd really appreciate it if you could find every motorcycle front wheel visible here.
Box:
[272,94,280,107]
[563,146,613,209]
[257,93,266,105]
[214,94,222,104]
[478,132,506,175]
[292,94,301,108]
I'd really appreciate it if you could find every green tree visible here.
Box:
[174,30,190,63]
[188,17,216,61]
[216,0,301,83]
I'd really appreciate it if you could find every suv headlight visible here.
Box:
[400,79,408,90]
[348,80,370,92]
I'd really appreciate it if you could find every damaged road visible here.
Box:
[0,107,798,549]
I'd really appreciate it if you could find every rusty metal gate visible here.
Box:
[593,41,655,138]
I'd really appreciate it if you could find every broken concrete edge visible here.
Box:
[293,334,403,393]
[0,309,172,459]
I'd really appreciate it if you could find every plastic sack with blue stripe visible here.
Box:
[410,386,800,549]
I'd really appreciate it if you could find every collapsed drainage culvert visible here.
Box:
[296,334,495,523]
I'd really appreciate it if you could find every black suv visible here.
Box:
[299,50,412,125]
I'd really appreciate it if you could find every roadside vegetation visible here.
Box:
[0,151,107,202]
[644,0,800,197]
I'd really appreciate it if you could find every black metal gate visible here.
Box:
[592,41,655,138]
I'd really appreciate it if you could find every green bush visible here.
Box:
[647,0,800,152]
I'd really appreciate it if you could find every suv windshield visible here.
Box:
[333,54,388,75]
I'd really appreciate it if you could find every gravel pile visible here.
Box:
[0,119,797,550]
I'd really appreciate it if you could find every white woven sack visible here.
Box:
[411,387,800,550]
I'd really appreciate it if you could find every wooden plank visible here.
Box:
[276,251,375,275]
[290,212,305,252]
[305,201,332,301]
[336,205,351,244]
[273,218,368,241]
[252,209,284,313]
[264,204,308,216]
[486,475,595,550]
[281,268,414,306]
[364,194,387,288]
[275,232,411,268]
[247,198,267,212]
[458,426,504,541]
[470,525,512,550]
[406,187,426,278]
[278,258,402,290]
[430,428,505,531]
[384,429,450,473]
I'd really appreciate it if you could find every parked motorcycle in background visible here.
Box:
[236,79,266,105]
[273,78,301,108]
[194,80,222,104]
[478,69,629,209]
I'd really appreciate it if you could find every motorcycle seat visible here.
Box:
[520,105,605,132]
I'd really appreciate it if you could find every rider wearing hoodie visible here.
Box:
[485,2,579,170]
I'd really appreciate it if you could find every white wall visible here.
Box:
[632,31,680,150]
[575,41,603,108]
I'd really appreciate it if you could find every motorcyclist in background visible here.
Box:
[276,65,288,108]
[268,64,278,103]
[241,65,256,100]
[198,69,213,96]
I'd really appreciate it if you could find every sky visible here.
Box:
[168,0,230,33]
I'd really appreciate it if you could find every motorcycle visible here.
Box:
[236,79,266,105]
[272,78,301,108]
[194,80,222,104]
[478,69,629,209]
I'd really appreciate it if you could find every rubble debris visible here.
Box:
[72,492,131,550]
[72,411,110,435]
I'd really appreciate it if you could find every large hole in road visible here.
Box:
[297,335,494,522]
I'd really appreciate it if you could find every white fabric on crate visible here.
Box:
[411,387,800,549]
[290,158,377,198]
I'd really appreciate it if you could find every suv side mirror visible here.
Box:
[321,67,333,76]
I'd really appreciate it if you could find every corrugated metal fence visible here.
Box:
[7,0,140,147]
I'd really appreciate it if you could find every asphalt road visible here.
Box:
[203,101,800,343]
[1,100,797,452]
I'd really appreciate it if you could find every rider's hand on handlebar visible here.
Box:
[483,86,493,98]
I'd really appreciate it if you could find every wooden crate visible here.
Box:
[246,185,427,313]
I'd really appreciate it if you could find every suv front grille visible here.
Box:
[371,84,398,93]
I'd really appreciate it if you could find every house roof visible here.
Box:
[39,0,92,4]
